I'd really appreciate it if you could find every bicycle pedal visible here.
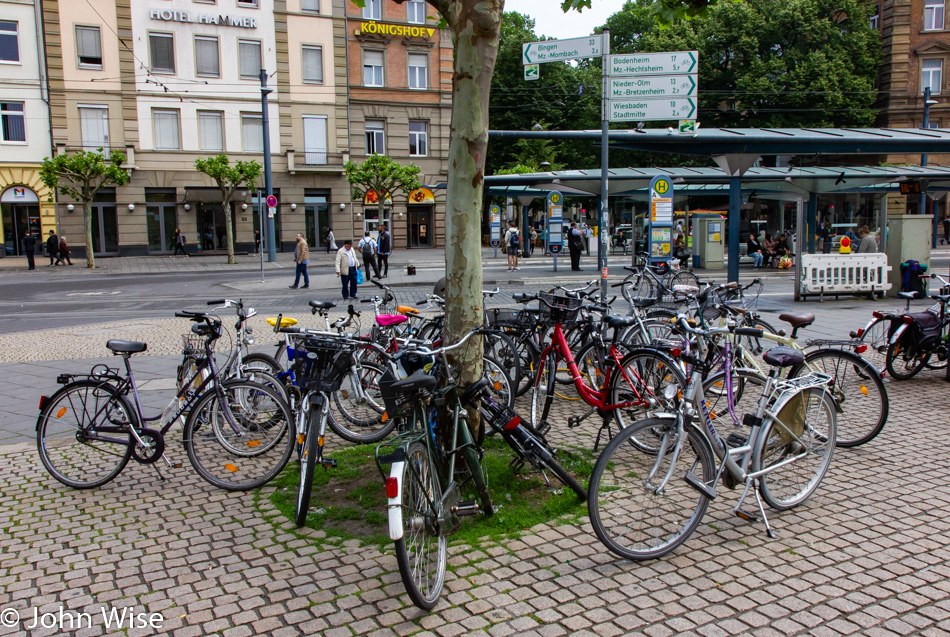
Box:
[322,458,338,468]
[536,422,551,437]
[684,472,717,500]
[735,508,759,522]
[567,417,581,429]
[451,501,481,517]
[726,433,748,448]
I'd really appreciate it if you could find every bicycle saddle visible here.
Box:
[376,314,408,327]
[628,297,656,308]
[762,346,804,368]
[512,293,533,303]
[397,305,420,315]
[309,300,336,310]
[898,291,921,300]
[778,312,815,329]
[389,370,437,393]
[604,315,638,328]
[106,340,147,354]
[460,378,490,406]
[266,316,298,327]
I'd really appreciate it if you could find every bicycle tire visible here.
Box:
[394,441,447,610]
[513,332,540,397]
[885,332,929,380]
[756,386,836,510]
[588,417,714,560]
[483,331,522,391]
[242,352,284,376]
[484,355,515,411]
[183,380,295,491]
[854,316,889,373]
[36,380,136,489]
[790,348,888,448]
[737,317,778,355]
[529,351,557,429]
[460,435,493,515]
[295,408,320,527]
[330,360,394,442]
[621,272,656,303]
[668,269,700,290]
[609,348,687,430]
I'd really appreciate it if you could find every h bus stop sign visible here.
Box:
[489,205,502,247]
[546,191,563,257]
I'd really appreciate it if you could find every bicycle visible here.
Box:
[619,252,700,307]
[587,317,837,560]
[886,284,950,380]
[37,310,296,491]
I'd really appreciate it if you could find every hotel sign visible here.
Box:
[359,21,436,38]
[150,8,258,28]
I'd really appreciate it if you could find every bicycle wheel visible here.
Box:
[242,352,284,375]
[620,317,676,346]
[855,317,889,373]
[668,269,700,290]
[702,370,767,449]
[37,380,135,489]
[885,331,929,380]
[621,273,655,304]
[331,360,395,442]
[609,349,687,430]
[737,317,778,355]
[529,352,557,428]
[484,355,514,410]
[790,349,888,448]
[295,407,320,527]
[588,418,714,560]
[513,332,539,397]
[483,331,521,391]
[183,380,295,491]
[756,386,836,510]
[394,441,447,610]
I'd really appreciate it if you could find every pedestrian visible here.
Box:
[46,230,59,266]
[530,226,538,252]
[855,226,878,254]
[377,224,391,278]
[22,232,36,270]
[254,229,261,254]
[326,227,337,254]
[58,236,73,265]
[504,221,520,271]
[943,216,950,245]
[584,224,593,256]
[335,238,362,300]
[819,219,833,254]
[568,222,583,271]
[358,231,380,279]
[172,228,188,257]
[289,233,310,289]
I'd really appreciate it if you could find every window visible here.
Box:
[408,53,428,89]
[76,26,102,68]
[922,59,943,95]
[409,121,427,156]
[149,33,175,73]
[0,21,19,63]
[195,36,219,77]
[0,102,25,142]
[362,0,381,20]
[242,114,263,152]
[926,120,940,129]
[239,40,261,79]
[302,45,323,83]
[303,116,328,164]
[407,0,426,24]
[79,106,109,149]
[924,0,945,30]
[301,0,320,12]
[869,13,879,29]
[198,111,223,151]
[237,0,259,6]
[152,109,180,149]
[365,120,384,155]
[363,50,383,86]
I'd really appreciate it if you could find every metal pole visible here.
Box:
[260,70,276,263]
[598,29,610,302]
[922,87,938,248]
[522,204,530,258]
[258,189,264,282]
[727,176,740,283]
[793,196,804,301]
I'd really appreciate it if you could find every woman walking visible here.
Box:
[326,227,337,254]
[58,236,73,265]
[173,228,188,257]
[335,239,362,300]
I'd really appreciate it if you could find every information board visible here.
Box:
[489,205,502,247]
[648,175,674,264]
[546,191,563,255]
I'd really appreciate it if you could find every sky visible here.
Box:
[502,0,628,40]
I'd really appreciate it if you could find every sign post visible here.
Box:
[605,51,699,124]
[546,191,563,272]
[257,190,264,282]
[598,29,610,301]
[489,204,501,259]
[648,175,674,265]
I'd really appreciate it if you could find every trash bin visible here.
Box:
[407,265,416,276]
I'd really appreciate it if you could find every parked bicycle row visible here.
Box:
[36,264,907,611]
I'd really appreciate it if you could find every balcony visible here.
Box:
[287,149,348,174]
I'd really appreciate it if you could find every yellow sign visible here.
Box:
[408,188,435,204]
[360,21,436,38]
[653,178,671,195]
[363,190,392,205]
[549,192,561,204]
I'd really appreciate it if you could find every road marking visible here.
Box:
[66,291,121,297]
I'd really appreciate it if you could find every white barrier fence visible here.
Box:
[800,253,892,299]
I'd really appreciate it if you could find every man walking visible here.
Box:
[358,231,380,280]
[377,225,391,278]
[504,221,520,271]
[22,232,36,270]
[568,222,584,271]
[289,233,310,289]
[335,239,362,300]
[46,229,59,266]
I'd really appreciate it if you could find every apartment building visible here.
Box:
[0,0,55,257]
[345,0,452,248]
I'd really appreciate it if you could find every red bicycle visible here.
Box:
[527,292,686,449]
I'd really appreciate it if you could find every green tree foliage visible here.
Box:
[604,0,881,128]
[194,155,262,264]
[39,149,130,269]
[345,154,422,234]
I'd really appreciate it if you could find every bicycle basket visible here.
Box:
[487,308,533,329]
[292,338,357,393]
[538,292,583,326]
[182,332,214,356]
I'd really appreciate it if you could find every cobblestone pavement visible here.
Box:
[2,304,950,636]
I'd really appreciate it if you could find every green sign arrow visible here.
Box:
[687,51,697,73]
[522,43,533,65]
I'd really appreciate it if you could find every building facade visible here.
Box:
[0,0,56,257]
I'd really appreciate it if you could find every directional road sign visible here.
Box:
[524,64,539,81]
[522,35,602,65]
[608,51,698,77]
[608,74,696,100]
[608,97,696,122]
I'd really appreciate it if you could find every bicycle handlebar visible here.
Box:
[206,299,226,306]
[398,327,481,358]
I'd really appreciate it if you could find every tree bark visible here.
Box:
[222,187,236,264]
[442,1,502,389]
[82,198,95,269]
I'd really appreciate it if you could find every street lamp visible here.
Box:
[922,86,939,246]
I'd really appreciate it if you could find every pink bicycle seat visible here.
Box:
[376,314,408,327]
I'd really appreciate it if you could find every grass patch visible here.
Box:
[266,436,592,549]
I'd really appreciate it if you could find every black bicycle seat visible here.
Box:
[309,300,337,310]
[389,370,437,393]
[512,293,533,303]
[604,315,638,328]
[762,346,804,368]
[629,297,657,309]
[106,340,147,354]
[460,378,490,406]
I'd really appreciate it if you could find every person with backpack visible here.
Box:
[358,231,380,280]
[173,228,188,257]
[504,222,520,271]
[568,222,584,271]
[377,225,391,278]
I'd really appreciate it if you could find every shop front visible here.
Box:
[0,168,57,257]
[406,188,436,248]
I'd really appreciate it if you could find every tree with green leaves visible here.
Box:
[39,149,130,269]
[194,155,262,264]
[344,154,422,235]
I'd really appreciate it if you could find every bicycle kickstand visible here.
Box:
[593,417,614,452]
[153,454,182,482]
[734,478,776,539]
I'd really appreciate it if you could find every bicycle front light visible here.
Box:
[663,385,679,402]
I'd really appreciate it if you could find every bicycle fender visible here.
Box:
[388,461,406,541]
[889,323,909,345]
